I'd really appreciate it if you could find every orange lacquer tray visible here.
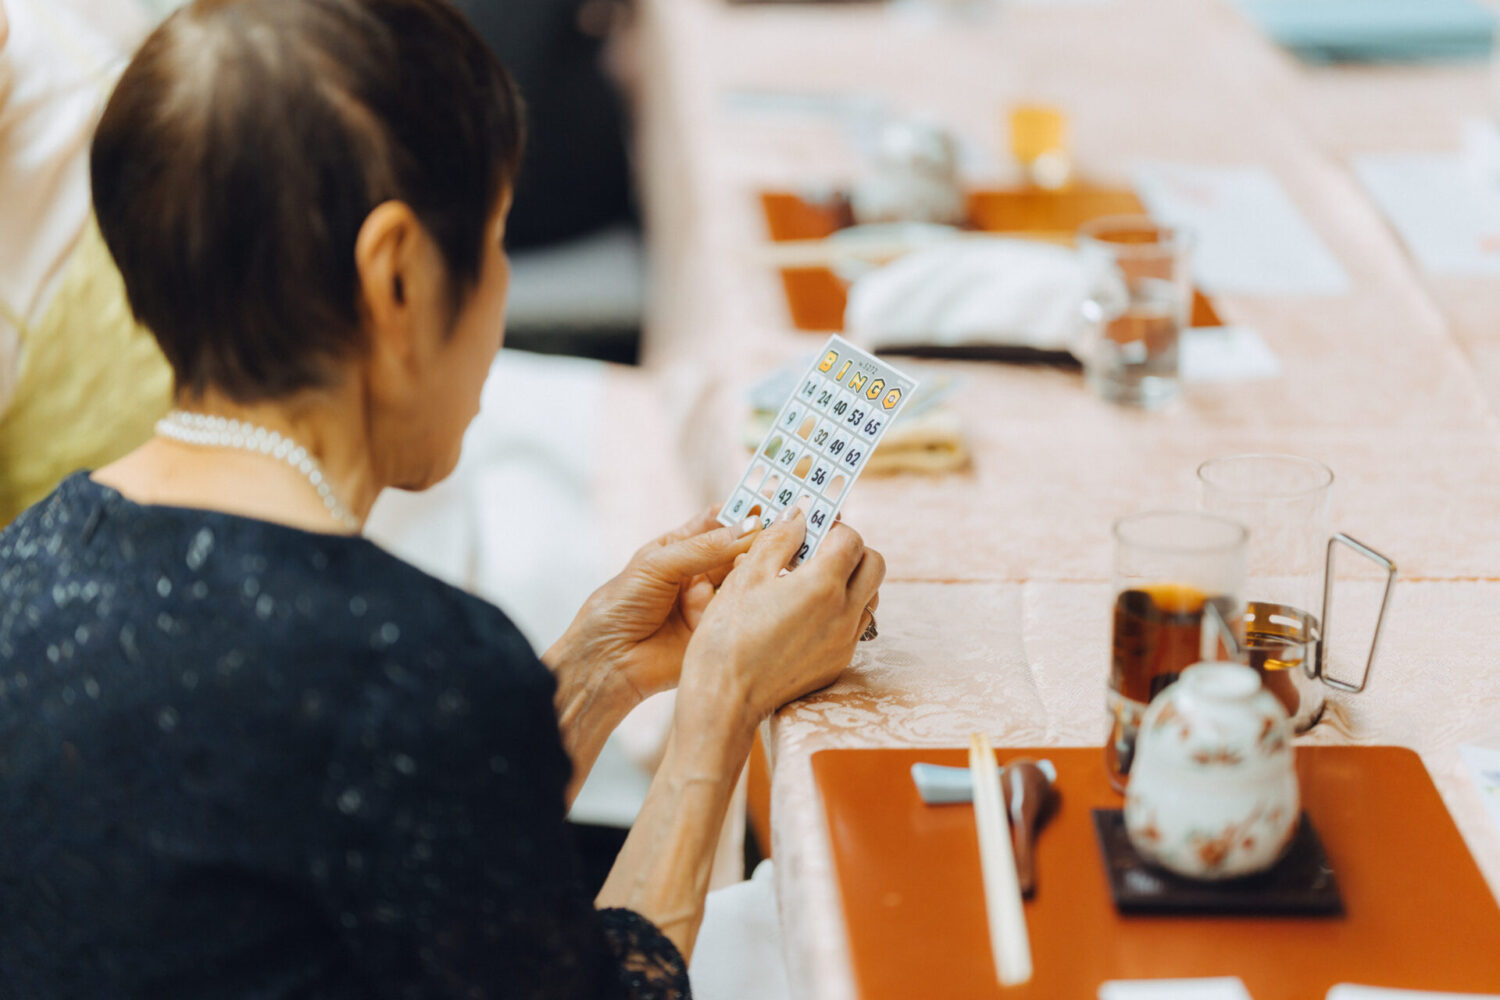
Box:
[811,745,1500,1000]
[763,188,1223,334]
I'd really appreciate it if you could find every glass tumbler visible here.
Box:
[1107,510,1247,792]
[1076,216,1195,410]
[1198,453,1397,733]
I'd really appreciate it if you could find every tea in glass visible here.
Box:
[1107,583,1240,786]
[1197,453,1396,731]
[1107,511,1247,792]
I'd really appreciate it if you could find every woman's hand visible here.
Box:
[545,507,761,706]
[596,510,883,958]
[677,509,885,738]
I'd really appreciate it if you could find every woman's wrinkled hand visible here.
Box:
[678,509,884,737]
[548,507,762,705]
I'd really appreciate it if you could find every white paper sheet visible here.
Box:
[1353,151,1500,276]
[1097,977,1500,999]
[1099,977,1254,1000]
[1460,744,1500,838]
[1181,324,1281,382]
[1133,163,1351,296]
[1328,986,1500,1000]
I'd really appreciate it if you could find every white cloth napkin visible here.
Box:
[842,236,1281,382]
[691,861,791,1000]
[844,237,1091,354]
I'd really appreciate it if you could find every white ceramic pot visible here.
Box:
[850,119,966,227]
[1124,662,1299,880]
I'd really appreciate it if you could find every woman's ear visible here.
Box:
[354,200,450,407]
[354,201,418,363]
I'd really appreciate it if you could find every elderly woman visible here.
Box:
[0,1,883,997]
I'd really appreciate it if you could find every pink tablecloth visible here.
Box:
[629,0,1500,995]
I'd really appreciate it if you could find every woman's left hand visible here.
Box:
[545,507,761,705]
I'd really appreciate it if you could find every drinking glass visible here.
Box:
[1106,510,1247,792]
[1076,216,1194,410]
[1198,454,1397,732]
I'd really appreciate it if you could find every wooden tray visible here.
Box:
[761,188,1223,334]
[811,745,1500,999]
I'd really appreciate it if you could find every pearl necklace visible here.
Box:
[154,410,361,531]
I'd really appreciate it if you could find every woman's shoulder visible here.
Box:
[2,473,539,677]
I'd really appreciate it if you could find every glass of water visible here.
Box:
[1075,216,1195,410]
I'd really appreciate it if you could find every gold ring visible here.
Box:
[860,606,878,642]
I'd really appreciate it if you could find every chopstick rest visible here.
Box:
[912,758,1058,897]
[969,733,1034,987]
[910,760,1057,805]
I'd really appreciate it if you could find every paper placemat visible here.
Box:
[1133,163,1351,296]
[1353,150,1500,276]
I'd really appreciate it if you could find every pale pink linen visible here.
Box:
[627,0,1500,994]
[1272,47,1500,416]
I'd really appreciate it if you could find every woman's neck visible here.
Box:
[94,387,381,535]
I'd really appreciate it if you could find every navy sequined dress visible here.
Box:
[0,473,689,999]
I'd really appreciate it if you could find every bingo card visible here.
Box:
[718,335,918,567]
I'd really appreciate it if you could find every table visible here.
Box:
[628,0,1500,995]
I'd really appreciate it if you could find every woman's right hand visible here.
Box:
[600,511,882,959]
[676,509,885,738]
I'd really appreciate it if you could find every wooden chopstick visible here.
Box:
[969,733,1034,987]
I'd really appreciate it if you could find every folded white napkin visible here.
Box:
[845,237,1091,354]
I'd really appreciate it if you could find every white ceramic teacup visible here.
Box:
[1124,662,1299,880]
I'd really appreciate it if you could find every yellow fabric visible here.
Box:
[0,215,172,524]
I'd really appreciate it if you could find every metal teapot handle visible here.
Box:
[1200,594,1242,662]
[1317,533,1397,694]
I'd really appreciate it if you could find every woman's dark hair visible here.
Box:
[91,0,524,403]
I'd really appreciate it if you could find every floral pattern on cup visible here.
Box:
[1189,746,1244,767]
[1124,662,1299,880]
